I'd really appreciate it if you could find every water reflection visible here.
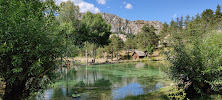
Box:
[112,83,143,100]
[37,62,171,100]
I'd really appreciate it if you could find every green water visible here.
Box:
[36,62,172,100]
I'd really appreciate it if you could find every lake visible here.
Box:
[36,62,172,100]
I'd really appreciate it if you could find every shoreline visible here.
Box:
[75,58,166,66]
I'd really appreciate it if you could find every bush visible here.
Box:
[166,32,222,99]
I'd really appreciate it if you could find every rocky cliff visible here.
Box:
[99,12,163,35]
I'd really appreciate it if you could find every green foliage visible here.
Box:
[201,9,214,22]
[57,1,87,58]
[215,5,222,19]
[134,24,159,51]
[96,47,105,58]
[161,4,222,43]
[81,11,111,46]
[126,33,136,39]
[159,22,169,39]
[80,12,111,61]
[58,1,79,23]
[109,35,124,53]
[124,38,136,50]
[166,32,222,98]
[0,0,60,99]
[147,44,154,56]
[184,15,190,28]
[179,16,184,31]
[168,88,187,100]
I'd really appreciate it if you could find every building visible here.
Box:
[132,50,146,60]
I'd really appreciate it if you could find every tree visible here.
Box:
[201,9,214,26]
[215,5,222,20]
[58,1,87,65]
[214,5,222,30]
[109,35,124,61]
[81,12,111,63]
[184,15,190,29]
[169,20,177,36]
[124,37,136,59]
[179,16,184,31]
[0,0,60,99]
[166,32,222,99]
[59,1,79,24]
[159,22,169,39]
[176,17,180,30]
[147,44,154,57]
[104,45,112,61]
[185,14,202,38]
[58,1,87,46]
[126,33,135,39]
[134,24,159,51]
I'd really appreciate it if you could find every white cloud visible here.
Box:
[125,3,133,9]
[123,2,126,4]
[54,0,100,13]
[97,0,106,5]
[173,14,177,18]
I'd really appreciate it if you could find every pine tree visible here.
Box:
[169,20,177,36]
[159,22,169,39]
[179,16,184,30]
[176,17,180,30]
[215,4,222,20]
[184,15,190,29]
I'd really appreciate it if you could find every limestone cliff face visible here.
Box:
[99,12,163,35]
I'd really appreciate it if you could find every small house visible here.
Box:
[132,50,146,60]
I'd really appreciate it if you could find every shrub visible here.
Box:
[166,32,222,98]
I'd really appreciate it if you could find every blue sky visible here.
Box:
[56,0,222,23]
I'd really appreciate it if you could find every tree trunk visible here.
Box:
[85,42,88,65]
[106,53,108,62]
[66,35,68,66]
[128,48,130,60]
[91,44,96,63]
[116,49,119,61]
[111,47,113,61]
[93,47,96,63]
[185,83,199,99]
[102,50,104,58]
[3,79,28,100]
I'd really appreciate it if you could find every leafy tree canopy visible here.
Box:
[0,0,61,99]
[81,12,111,46]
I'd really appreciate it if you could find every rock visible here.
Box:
[79,12,163,35]
[99,12,163,35]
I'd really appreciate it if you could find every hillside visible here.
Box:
[80,12,163,35]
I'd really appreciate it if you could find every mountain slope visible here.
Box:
[99,12,163,35]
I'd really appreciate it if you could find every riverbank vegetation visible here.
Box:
[162,4,222,99]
